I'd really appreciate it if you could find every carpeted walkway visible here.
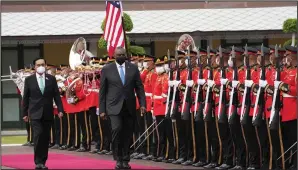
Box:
[2,153,163,169]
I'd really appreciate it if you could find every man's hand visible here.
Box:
[58,112,63,118]
[140,107,146,116]
[100,112,107,120]
[23,116,28,122]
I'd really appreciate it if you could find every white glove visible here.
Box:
[168,80,174,87]
[220,79,228,85]
[173,80,181,87]
[96,108,99,116]
[259,80,268,88]
[274,81,282,89]
[67,98,74,104]
[186,80,194,87]
[197,79,206,85]
[245,80,254,87]
[232,80,239,88]
[58,82,65,88]
[152,115,156,120]
[207,80,215,87]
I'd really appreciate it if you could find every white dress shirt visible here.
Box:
[115,62,126,77]
[36,73,45,90]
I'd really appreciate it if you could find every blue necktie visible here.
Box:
[119,66,125,85]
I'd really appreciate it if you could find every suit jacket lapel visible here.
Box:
[112,63,124,86]
[124,62,130,86]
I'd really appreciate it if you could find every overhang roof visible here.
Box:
[2,6,296,37]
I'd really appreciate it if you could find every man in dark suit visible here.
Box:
[99,47,146,169]
[22,58,63,169]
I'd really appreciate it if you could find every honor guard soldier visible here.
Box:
[151,55,172,162]
[224,47,248,170]
[211,47,235,170]
[274,45,297,170]
[140,54,158,161]
[235,46,262,170]
[259,45,286,170]
[193,48,209,167]
[171,50,188,165]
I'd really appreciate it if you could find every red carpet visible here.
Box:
[2,153,163,169]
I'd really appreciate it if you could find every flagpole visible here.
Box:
[120,2,130,61]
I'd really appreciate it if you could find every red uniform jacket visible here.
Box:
[144,69,158,112]
[264,66,276,119]
[86,79,100,109]
[280,67,297,122]
[153,73,168,116]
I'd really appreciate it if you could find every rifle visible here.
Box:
[228,46,239,124]
[269,45,281,130]
[181,46,192,120]
[170,48,181,119]
[240,44,251,125]
[165,49,174,118]
[252,44,265,126]
[218,46,228,123]
[194,48,204,121]
[203,46,214,122]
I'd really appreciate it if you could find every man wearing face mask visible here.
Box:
[22,58,64,169]
[139,54,158,161]
[233,47,263,170]
[271,45,297,170]
[131,54,149,159]
[171,50,188,165]
[206,48,235,170]
[99,46,146,169]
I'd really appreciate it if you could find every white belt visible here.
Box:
[283,93,296,98]
[153,96,163,99]
[88,89,99,92]
[145,92,152,97]
[162,93,167,98]
[215,94,219,97]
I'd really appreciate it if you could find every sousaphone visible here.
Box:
[177,34,198,54]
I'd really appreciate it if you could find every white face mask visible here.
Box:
[138,62,143,68]
[156,66,165,74]
[36,66,45,74]
[185,59,189,66]
[143,62,149,69]
[164,64,170,72]
[228,57,233,67]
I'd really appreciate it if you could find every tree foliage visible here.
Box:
[283,39,297,47]
[283,18,297,33]
[129,46,146,55]
[101,12,133,32]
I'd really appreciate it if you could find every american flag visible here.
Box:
[103,1,125,57]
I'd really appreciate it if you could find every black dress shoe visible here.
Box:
[76,147,88,152]
[203,162,218,169]
[215,163,232,169]
[134,153,146,159]
[181,160,194,166]
[35,164,48,169]
[130,152,139,158]
[48,144,54,148]
[50,144,60,149]
[154,157,164,162]
[67,146,77,151]
[59,145,68,150]
[172,158,185,164]
[142,155,155,160]
[230,165,245,170]
[193,161,207,167]
[105,151,113,155]
[30,142,34,146]
[115,161,123,170]
[162,158,175,163]
[98,150,108,154]
[123,162,131,169]
[247,167,259,170]
[22,142,31,146]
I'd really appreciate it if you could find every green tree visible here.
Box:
[283,18,297,46]
[98,12,145,56]
[283,39,297,47]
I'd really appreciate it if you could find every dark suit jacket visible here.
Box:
[22,73,63,120]
[99,61,146,116]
